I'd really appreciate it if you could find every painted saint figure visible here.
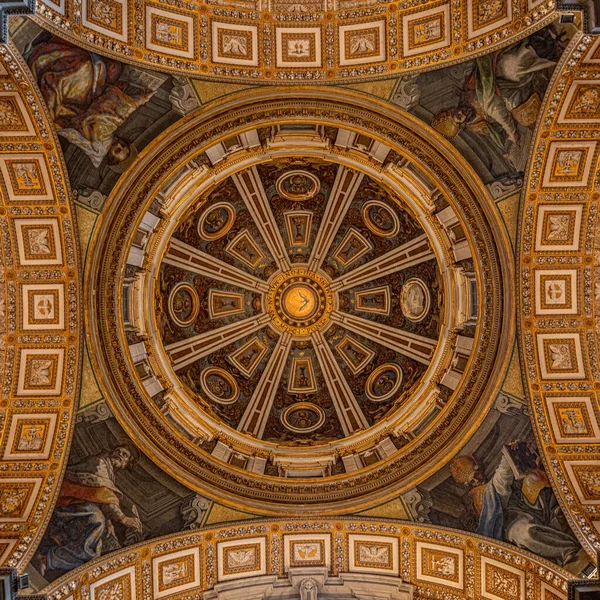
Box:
[449,440,580,566]
[34,444,143,576]
[431,28,566,160]
[28,37,157,169]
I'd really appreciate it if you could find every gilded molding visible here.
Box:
[29,0,559,85]
[518,29,600,556]
[0,43,82,569]
[41,518,571,600]
[85,89,514,514]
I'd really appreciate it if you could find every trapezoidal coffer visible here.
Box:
[87,89,512,514]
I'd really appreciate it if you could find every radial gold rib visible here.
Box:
[237,332,293,438]
[312,330,369,436]
[330,234,434,292]
[165,238,269,293]
[307,166,364,272]
[232,166,292,272]
[166,314,271,371]
[330,311,436,365]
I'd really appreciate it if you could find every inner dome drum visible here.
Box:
[87,90,511,514]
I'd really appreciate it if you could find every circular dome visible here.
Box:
[87,89,512,514]
[157,159,442,443]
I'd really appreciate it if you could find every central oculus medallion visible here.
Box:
[268,269,333,336]
[282,284,318,320]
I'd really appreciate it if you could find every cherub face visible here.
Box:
[108,140,130,164]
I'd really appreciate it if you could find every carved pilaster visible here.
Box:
[76,400,112,424]
[169,76,200,116]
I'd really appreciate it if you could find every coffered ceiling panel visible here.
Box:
[40,518,572,600]
[0,42,82,569]
[31,0,557,84]
[519,30,600,557]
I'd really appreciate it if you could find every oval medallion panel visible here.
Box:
[366,363,403,402]
[282,403,326,434]
[168,283,200,327]
[276,170,320,201]
[362,200,400,238]
[198,202,236,241]
[201,367,240,404]
[400,278,431,322]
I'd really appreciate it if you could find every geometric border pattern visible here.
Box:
[519,31,600,557]
[32,0,557,84]
[0,42,81,570]
[41,520,572,600]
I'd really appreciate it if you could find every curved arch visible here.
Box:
[518,30,600,556]
[31,0,557,85]
[0,43,82,569]
[41,518,570,600]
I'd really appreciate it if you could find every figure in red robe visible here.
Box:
[35,445,142,575]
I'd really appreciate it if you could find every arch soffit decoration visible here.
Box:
[30,0,557,85]
[0,43,82,569]
[519,29,600,557]
[42,519,571,600]
[86,87,515,514]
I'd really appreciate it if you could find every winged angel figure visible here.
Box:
[358,544,389,564]
[227,549,256,569]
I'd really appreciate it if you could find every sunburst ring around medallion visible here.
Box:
[267,269,334,336]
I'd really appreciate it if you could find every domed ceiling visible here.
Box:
[157,160,441,443]
[1,8,599,598]
[86,91,511,513]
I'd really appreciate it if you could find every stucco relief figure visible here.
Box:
[34,444,143,576]
[431,28,565,166]
[28,37,157,169]
[450,440,580,566]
